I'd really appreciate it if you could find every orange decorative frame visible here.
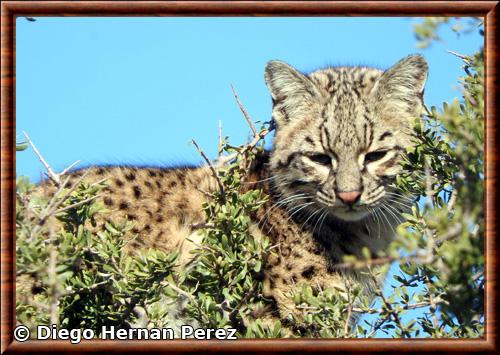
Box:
[1,1,497,353]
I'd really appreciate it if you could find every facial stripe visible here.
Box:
[267,60,424,222]
[378,132,393,141]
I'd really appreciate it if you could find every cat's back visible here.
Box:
[37,164,216,256]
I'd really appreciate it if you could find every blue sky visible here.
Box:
[16,17,483,336]
[16,17,482,181]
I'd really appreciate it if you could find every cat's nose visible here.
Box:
[336,190,361,205]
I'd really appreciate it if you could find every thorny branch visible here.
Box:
[295,297,446,315]
[22,133,94,241]
[191,139,226,203]
[20,135,100,329]
[231,84,258,138]
[191,85,274,200]
[216,127,272,167]
[54,194,103,215]
[343,280,354,337]
[190,222,215,230]
[369,269,410,338]
[216,85,274,166]
[23,131,61,186]
[30,170,91,240]
[332,218,462,271]
[218,120,223,161]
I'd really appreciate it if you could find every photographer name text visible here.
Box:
[14,325,237,343]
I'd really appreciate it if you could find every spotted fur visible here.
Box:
[30,55,428,323]
[256,55,428,316]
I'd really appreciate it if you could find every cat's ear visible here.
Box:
[373,54,428,121]
[264,60,318,126]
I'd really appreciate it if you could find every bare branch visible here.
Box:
[45,221,60,326]
[196,186,213,198]
[161,281,196,301]
[352,298,445,314]
[332,251,425,270]
[90,177,109,188]
[231,84,258,137]
[366,313,392,338]
[446,49,471,62]
[30,170,92,240]
[446,188,458,212]
[23,131,61,186]
[368,269,410,338]
[424,156,434,207]
[191,139,225,202]
[217,127,272,166]
[343,280,354,337]
[54,194,102,215]
[218,120,223,161]
[424,276,441,334]
[228,284,257,321]
[60,160,81,176]
[190,222,215,230]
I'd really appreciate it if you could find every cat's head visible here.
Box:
[264,55,428,221]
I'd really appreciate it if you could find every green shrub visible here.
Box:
[16,19,484,338]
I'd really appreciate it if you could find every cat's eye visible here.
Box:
[364,150,388,163]
[309,154,331,166]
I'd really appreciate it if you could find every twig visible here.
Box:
[332,251,425,270]
[90,177,109,187]
[214,85,275,167]
[446,188,458,212]
[297,296,447,338]
[424,161,437,264]
[333,220,462,271]
[446,49,471,62]
[424,276,441,335]
[228,285,256,321]
[161,281,196,301]
[42,170,91,219]
[216,128,272,166]
[434,222,462,245]
[424,156,434,207]
[53,194,102,215]
[191,139,225,202]
[218,120,223,161]
[351,298,445,314]
[366,313,392,338]
[296,299,442,314]
[46,222,60,326]
[190,222,215,230]
[60,160,81,176]
[343,280,353,337]
[369,269,410,338]
[29,170,91,240]
[230,84,258,137]
[196,186,213,198]
[23,131,61,186]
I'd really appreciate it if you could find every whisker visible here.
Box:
[243,175,280,185]
[268,201,315,234]
[371,207,382,239]
[383,204,404,224]
[385,192,416,203]
[379,205,396,234]
[316,209,330,238]
[312,209,327,236]
[385,193,413,202]
[300,206,323,230]
[387,198,413,210]
[386,204,406,223]
[258,194,310,227]
[284,201,316,220]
